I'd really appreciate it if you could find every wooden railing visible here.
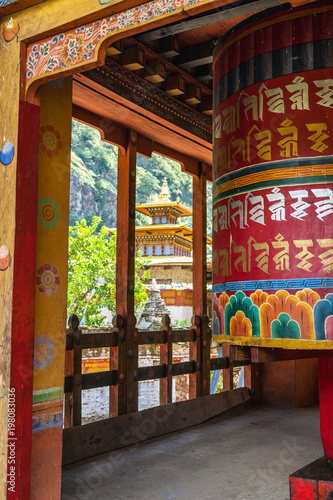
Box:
[64,313,251,428]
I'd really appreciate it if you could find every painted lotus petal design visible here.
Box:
[325,316,333,341]
[224,291,260,337]
[230,310,252,336]
[314,294,333,340]
[260,290,315,339]
[271,313,301,339]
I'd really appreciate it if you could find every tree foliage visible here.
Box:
[67,216,150,326]
[71,121,212,238]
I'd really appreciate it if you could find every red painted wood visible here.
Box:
[319,357,333,463]
[289,476,317,500]
[7,101,40,499]
[318,481,333,499]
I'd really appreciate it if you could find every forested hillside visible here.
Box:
[70,120,212,236]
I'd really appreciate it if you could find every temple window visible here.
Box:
[165,245,170,255]
[156,245,161,256]
[139,246,144,255]
[162,217,167,223]
[147,246,152,256]
[154,217,159,224]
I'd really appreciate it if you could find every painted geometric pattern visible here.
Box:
[26,0,208,88]
[213,288,333,341]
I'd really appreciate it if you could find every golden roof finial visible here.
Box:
[159,177,170,202]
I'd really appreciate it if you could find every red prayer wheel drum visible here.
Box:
[212,3,333,349]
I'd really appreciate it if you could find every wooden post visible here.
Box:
[244,363,260,402]
[160,314,173,405]
[222,343,234,391]
[191,163,209,398]
[72,320,82,427]
[319,357,333,464]
[115,130,138,415]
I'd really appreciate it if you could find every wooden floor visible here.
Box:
[61,405,323,500]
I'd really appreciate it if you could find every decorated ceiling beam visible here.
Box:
[81,58,212,142]
[23,0,229,96]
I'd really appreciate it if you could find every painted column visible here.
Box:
[212,3,333,351]
[31,77,72,499]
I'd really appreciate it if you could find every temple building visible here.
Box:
[135,177,194,259]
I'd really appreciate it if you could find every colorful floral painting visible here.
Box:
[213,288,327,341]
[39,125,62,157]
[314,294,333,340]
[36,264,60,296]
[25,0,206,88]
[38,198,60,230]
[34,335,54,370]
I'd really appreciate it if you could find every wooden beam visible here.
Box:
[162,73,185,96]
[121,46,145,71]
[182,84,202,105]
[72,106,127,154]
[136,0,281,42]
[136,135,204,179]
[62,387,250,465]
[250,347,333,363]
[116,131,138,415]
[175,40,215,70]
[144,60,166,83]
[193,64,213,83]
[158,35,180,58]
[73,76,213,169]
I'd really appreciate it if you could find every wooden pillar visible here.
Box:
[115,130,138,415]
[222,343,234,391]
[6,102,40,500]
[160,314,173,405]
[31,77,72,500]
[190,163,209,398]
[319,357,333,464]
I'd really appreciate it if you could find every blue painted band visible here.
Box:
[213,277,333,293]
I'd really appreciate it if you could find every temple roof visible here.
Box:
[136,178,192,218]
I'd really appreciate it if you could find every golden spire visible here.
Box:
[159,177,170,202]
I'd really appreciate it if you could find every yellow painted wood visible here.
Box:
[212,335,333,351]
[33,76,72,392]
[0,24,21,497]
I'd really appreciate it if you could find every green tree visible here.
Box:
[67,216,150,326]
